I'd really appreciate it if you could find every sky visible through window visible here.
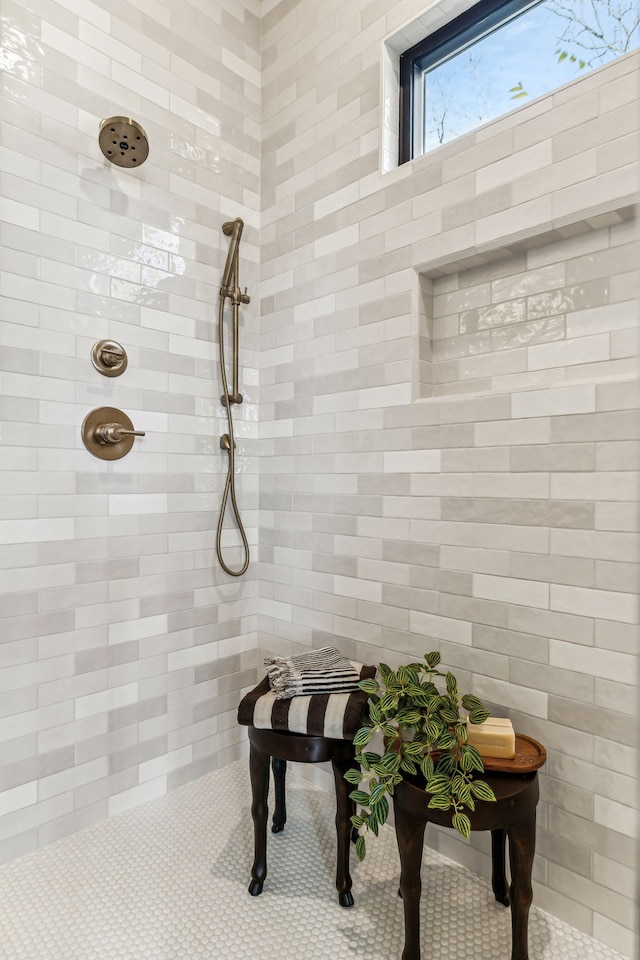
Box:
[423,0,640,150]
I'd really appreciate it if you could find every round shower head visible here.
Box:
[99,117,149,168]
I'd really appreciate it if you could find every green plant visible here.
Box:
[345,651,497,860]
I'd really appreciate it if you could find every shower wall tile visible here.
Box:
[260,3,638,953]
[0,0,260,857]
[2,0,639,955]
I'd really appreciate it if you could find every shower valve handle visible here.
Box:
[96,423,146,444]
[91,339,128,377]
[101,347,125,366]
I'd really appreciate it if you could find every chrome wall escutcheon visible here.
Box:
[81,407,145,460]
[91,339,128,377]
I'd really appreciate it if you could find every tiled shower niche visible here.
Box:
[416,208,638,398]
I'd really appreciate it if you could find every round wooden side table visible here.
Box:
[393,768,540,960]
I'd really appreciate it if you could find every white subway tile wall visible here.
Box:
[0,0,260,863]
[260,2,639,955]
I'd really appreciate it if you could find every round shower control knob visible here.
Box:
[91,339,128,377]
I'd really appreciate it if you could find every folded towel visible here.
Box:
[238,663,377,739]
[264,646,363,700]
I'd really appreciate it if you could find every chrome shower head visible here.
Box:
[99,117,149,168]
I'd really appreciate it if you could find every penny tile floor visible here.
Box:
[0,760,629,960]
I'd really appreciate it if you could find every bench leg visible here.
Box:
[507,812,536,960]
[491,828,510,906]
[271,757,287,833]
[395,808,427,960]
[248,742,270,896]
[331,754,355,907]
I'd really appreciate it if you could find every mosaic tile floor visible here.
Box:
[0,760,628,960]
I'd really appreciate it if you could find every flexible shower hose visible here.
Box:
[215,294,250,577]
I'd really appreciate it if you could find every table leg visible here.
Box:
[331,754,355,907]
[395,807,427,960]
[248,741,270,896]
[507,812,536,960]
[491,828,510,906]
[271,757,287,833]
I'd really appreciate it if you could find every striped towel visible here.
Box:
[237,662,376,741]
[264,646,362,699]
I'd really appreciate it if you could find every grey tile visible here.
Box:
[382,541,440,567]
[76,558,140,583]
[74,769,139,809]
[472,624,549,663]
[75,641,139,675]
[38,801,108,849]
[0,829,38,866]
[441,497,595,529]
[108,697,167,732]
[194,654,242,685]
[439,594,509,629]
[594,678,637,718]
[0,747,75,792]
[510,552,595,588]
[439,641,510,681]
[540,774,594,821]
[549,696,637,747]
[511,443,596,472]
[0,592,38,619]
[109,736,168,774]
[551,411,640,443]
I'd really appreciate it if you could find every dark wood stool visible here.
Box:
[394,771,540,960]
[247,727,357,906]
[237,665,376,907]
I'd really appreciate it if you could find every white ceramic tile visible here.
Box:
[75,683,139,719]
[549,641,636,682]
[512,384,596,419]
[334,576,383,604]
[476,139,553,193]
[594,796,638,839]
[473,573,550,609]
[0,782,38,818]
[107,775,167,817]
[528,334,610,372]
[39,759,109,801]
[384,450,441,473]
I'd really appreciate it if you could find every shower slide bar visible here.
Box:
[216,218,250,577]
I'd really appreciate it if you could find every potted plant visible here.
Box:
[345,650,497,860]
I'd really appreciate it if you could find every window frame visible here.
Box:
[398,0,544,164]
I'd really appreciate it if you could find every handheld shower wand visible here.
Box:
[216,218,250,577]
[221,218,243,293]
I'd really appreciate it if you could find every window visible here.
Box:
[399,0,640,162]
